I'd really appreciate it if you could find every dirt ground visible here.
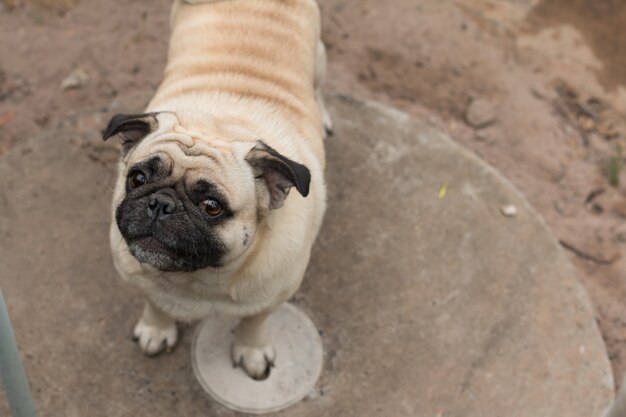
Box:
[1,0,626,389]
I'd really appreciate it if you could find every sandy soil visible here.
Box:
[1,0,626,388]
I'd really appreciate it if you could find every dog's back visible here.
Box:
[148,0,323,148]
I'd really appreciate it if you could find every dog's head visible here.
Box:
[103,112,310,272]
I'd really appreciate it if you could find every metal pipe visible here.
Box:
[0,288,37,417]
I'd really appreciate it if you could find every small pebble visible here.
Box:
[466,98,497,128]
[501,204,518,217]
[61,67,89,90]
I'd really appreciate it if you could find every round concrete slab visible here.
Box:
[192,303,323,414]
[0,95,613,417]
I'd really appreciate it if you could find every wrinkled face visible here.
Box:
[105,112,310,272]
[116,153,252,271]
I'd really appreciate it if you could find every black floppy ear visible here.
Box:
[102,113,159,156]
[245,141,311,209]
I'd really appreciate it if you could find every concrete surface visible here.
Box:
[0,95,614,416]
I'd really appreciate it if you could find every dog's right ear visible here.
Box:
[102,113,159,157]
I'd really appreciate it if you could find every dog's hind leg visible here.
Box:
[231,310,276,380]
[133,301,178,356]
[315,40,333,139]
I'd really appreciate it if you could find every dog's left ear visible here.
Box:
[245,141,311,209]
[102,113,159,156]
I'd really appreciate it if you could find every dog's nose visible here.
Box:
[147,193,176,220]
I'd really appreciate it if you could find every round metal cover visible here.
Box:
[192,303,323,414]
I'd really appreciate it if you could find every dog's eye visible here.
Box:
[200,198,223,217]
[128,172,147,189]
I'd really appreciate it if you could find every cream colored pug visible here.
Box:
[103,0,331,380]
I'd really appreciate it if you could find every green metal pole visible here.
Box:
[0,289,37,417]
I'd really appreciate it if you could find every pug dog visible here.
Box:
[103,0,331,380]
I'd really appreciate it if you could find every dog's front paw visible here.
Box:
[231,343,275,380]
[133,318,178,356]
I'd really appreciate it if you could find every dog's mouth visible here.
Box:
[131,236,177,256]
[126,236,213,272]
[127,236,182,269]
